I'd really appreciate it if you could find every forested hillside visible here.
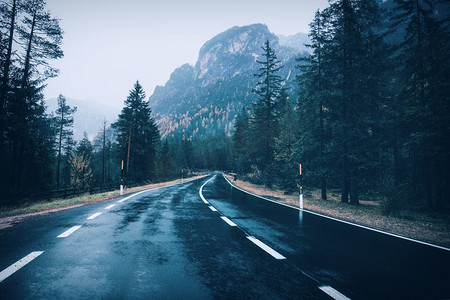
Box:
[149,24,304,140]
[1,0,448,216]
[232,0,450,212]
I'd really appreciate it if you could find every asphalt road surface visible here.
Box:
[0,174,449,299]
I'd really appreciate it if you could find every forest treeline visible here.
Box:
[233,0,450,213]
[1,0,449,215]
[0,0,210,206]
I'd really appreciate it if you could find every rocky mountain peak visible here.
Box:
[193,24,279,83]
[149,24,309,139]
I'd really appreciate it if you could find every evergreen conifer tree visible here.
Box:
[113,81,160,183]
[250,40,283,184]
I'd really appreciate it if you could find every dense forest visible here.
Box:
[1,0,449,216]
[233,0,450,213]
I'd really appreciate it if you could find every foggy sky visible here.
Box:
[44,0,329,109]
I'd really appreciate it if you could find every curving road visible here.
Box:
[0,174,449,299]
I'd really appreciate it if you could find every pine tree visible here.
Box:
[296,9,333,200]
[55,94,76,189]
[113,81,160,183]
[0,0,63,203]
[250,40,283,184]
[273,93,298,191]
[390,0,450,208]
[19,0,63,88]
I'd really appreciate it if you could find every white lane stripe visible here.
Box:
[319,286,351,300]
[247,236,286,260]
[208,206,217,212]
[221,216,237,227]
[199,176,215,204]
[57,225,82,238]
[0,251,44,283]
[114,175,207,203]
[87,212,102,220]
[118,189,151,203]
[222,174,450,252]
[105,204,116,210]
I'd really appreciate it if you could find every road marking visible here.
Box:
[105,204,116,210]
[222,174,450,252]
[118,189,149,203]
[87,212,102,220]
[319,286,351,300]
[208,206,217,212]
[57,225,82,238]
[246,236,286,259]
[221,216,237,227]
[199,176,215,204]
[0,251,44,283]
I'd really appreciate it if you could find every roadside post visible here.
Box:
[299,163,303,209]
[120,160,124,196]
[298,163,303,224]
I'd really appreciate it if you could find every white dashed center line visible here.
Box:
[57,225,82,238]
[220,216,237,226]
[246,236,286,260]
[0,251,44,283]
[208,206,217,212]
[105,204,116,210]
[87,212,102,220]
[319,286,351,300]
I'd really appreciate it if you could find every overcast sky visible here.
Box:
[44,0,329,109]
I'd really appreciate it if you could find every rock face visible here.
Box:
[149,24,308,140]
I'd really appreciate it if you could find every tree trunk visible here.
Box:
[341,156,349,203]
[1,0,17,99]
[21,11,37,89]
[321,175,327,200]
[56,112,64,189]
[350,171,359,205]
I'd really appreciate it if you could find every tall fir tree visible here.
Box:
[390,0,450,208]
[113,81,160,183]
[273,92,298,191]
[55,94,76,189]
[0,0,63,202]
[296,9,333,200]
[250,40,283,184]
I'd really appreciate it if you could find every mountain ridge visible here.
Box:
[149,24,309,140]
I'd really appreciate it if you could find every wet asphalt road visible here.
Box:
[0,174,449,299]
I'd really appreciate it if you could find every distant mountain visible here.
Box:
[277,32,311,55]
[149,24,309,139]
[45,97,119,142]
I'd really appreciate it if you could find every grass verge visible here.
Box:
[0,174,206,229]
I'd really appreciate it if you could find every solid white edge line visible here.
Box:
[118,189,148,203]
[208,206,217,212]
[116,175,209,203]
[222,174,450,252]
[221,216,237,227]
[247,236,286,260]
[105,204,116,210]
[319,286,351,300]
[199,176,215,204]
[87,212,102,220]
[57,225,82,238]
[0,251,44,283]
